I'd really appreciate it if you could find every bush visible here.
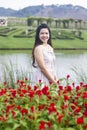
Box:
[13,29,35,38]
[0,76,87,130]
[52,30,75,40]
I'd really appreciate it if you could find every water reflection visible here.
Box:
[0,51,87,84]
[0,53,32,82]
[55,52,87,83]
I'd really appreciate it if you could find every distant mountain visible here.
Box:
[0,4,87,20]
[0,7,17,16]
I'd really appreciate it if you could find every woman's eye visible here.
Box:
[41,33,44,34]
[40,32,48,35]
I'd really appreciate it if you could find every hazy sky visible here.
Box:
[0,0,87,10]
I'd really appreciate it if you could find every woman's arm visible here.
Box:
[34,46,57,84]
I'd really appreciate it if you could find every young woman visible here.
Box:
[32,23,58,86]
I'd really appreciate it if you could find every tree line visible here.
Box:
[7,17,87,30]
[27,17,87,30]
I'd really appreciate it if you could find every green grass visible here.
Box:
[0,36,86,49]
[0,26,87,49]
[53,38,87,48]
[0,36,34,48]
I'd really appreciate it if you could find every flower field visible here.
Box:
[0,76,87,130]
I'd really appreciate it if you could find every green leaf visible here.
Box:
[5,127,12,130]
[48,113,56,121]
[65,128,76,130]
[20,120,28,128]
[52,124,58,130]
[13,123,21,130]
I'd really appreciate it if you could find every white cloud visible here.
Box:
[0,0,87,10]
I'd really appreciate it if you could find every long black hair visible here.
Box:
[32,23,53,67]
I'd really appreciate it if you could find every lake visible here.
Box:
[0,50,87,84]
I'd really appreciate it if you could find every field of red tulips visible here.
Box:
[0,76,87,130]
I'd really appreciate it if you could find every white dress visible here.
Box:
[32,45,57,86]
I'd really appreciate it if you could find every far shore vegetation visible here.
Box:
[0,17,87,50]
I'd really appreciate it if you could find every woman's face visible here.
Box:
[39,28,50,43]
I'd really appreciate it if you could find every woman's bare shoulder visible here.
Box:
[34,45,43,54]
[35,45,43,51]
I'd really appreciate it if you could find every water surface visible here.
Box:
[0,51,87,84]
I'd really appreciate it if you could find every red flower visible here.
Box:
[80,82,84,86]
[38,104,45,111]
[84,124,87,129]
[30,106,35,113]
[21,89,28,94]
[83,110,87,117]
[72,82,75,87]
[27,85,32,90]
[17,79,20,84]
[57,80,60,84]
[0,116,7,122]
[34,85,38,91]
[66,75,70,79]
[42,86,49,95]
[11,89,17,97]
[48,103,56,114]
[25,77,28,81]
[84,103,87,109]
[20,80,25,85]
[83,84,87,89]
[28,90,35,98]
[49,80,52,85]
[76,86,80,91]
[57,113,64,123]
[74,106,81,113]
[47,121,52,129]
[21,108,28,116]
[0,89,6,96]
[59,85,63,90]
[39,80,42,83]
[39,121,46,130]
[64,95,69,101]
[61,104,68,109]
[3,81,7,86]
[12,111,16,118]
[36,90,42,97]
[76,116,84,124]
[66,85,72,91]
[17,105,22,111]
[6,105,15,113]
[19,93,24,97]
[83,92,87,99]
[77,92,82,97]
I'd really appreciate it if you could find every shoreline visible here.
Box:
[0,48,87,50]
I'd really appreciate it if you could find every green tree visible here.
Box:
[46,17,54,27]
[62,19,69,28]
[36,17,46,26]
[27,16,35,26]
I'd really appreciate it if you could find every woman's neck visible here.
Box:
[43,43,48,46]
